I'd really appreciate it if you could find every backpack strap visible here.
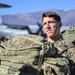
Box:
[37,40,57,75]
[54,38,75,55]
[37,40,45,75]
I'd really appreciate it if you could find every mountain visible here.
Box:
[2,9,75,26]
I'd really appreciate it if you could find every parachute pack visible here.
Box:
[61,27,75,45]
[0,34,71,75]
[0,34,45,75]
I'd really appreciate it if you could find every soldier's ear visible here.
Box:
[59,22,62,28]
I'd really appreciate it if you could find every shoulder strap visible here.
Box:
[37,39,45,75]
[54,39,75,54]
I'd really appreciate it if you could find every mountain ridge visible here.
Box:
[2,9,75,26]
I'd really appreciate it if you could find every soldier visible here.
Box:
[41,11,75,75]
[0,11,75,75]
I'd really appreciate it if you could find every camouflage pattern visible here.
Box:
[41,39,70,75]
[0,33,74,75]
[61,27,75,75]
[41,27,75,75]
[61,27,75,43]
[0,34,44,75]
[42,58,70,75]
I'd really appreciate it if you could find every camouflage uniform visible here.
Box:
[0,34,74,75]
[41,36,75,75]
[54,36,75,75]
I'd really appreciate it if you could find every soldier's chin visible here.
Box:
[47,33,53,37]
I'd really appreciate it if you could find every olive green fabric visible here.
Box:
[41,40,71,75]
[61,27,75,73]
[41,27,75,75]
[0,34,73,75]
[42,57,70,75]
[0,34,44,75]
[61,27,75,44]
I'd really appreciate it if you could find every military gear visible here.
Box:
[40,40,70,75]
[0,34,45,75]
[42,57,70,75]
[38,41,57,75]
[0,34,71,75]
[41,27,75,75]
[61,27,75,44]
[61,27,75,75]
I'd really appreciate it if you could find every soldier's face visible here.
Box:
[43,17,61,38]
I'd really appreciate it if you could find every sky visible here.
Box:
[0,0,75,15]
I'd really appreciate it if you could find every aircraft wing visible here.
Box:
[0,3,11,8]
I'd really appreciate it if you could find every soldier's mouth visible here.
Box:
[46,29,53,33]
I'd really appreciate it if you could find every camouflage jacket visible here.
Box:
[0,34,74,75]
[53,36,75,75]
[54,36,75,62]
[40,35,75,75]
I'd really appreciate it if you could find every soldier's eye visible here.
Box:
[43,22,46,25]
[48,21,56,23]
